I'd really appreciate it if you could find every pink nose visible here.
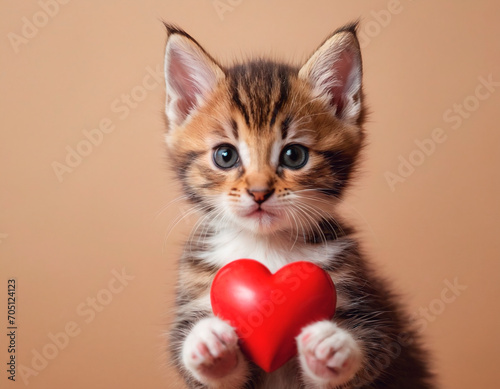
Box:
[247,188,274,204]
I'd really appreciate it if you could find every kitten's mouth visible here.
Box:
[245,207,274,219]
[238,205,281,231]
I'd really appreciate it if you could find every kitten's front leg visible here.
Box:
[182,316,249,388]
[297,320,362,388]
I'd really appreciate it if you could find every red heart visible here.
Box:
[210,259,336,372]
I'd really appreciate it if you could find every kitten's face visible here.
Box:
[164,25,364,235]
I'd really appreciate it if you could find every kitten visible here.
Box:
[163,23,434,389]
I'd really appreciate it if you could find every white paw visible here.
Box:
[297,320,362,386]
[182,317,241,383]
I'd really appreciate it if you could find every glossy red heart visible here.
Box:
[210,259,336,372]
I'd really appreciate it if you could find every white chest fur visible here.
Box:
[199,227,349,273]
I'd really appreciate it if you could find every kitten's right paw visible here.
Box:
[182,317,242,383]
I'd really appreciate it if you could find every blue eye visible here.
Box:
[280,144,309,169]
[213,145,239,169]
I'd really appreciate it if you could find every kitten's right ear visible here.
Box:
[163,24,224,129]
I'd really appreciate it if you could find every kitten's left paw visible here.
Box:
[297,320,362,386]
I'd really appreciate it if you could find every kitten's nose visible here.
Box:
[247,188,274,204]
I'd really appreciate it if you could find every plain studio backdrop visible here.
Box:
[1,1,499,388]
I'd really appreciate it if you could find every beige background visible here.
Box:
[1,1,499,388]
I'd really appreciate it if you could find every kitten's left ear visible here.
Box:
[299,24,363,124]
[163,24,225,129]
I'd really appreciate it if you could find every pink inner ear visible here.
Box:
[168,48,201,119]
[327,50,356,117]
